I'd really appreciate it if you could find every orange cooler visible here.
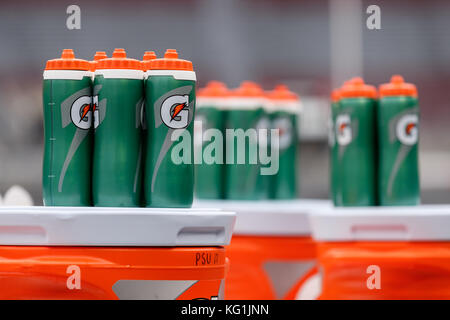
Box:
[0,207,235,300]
[311,206,450,300]
[195,199,330,300]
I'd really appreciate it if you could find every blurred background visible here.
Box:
[0,0,448,203]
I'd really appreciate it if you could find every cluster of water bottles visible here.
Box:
[329,76,420,207]
[194,81,302,201]
[42,48,196,208]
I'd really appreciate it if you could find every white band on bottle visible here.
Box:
[95,69,144,80]
[146,70,196,81]
[43,70,92,80]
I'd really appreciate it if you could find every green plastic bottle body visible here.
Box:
[335,97,377,206]
[194,105,224,199]
[254,109,272,200]
[329,101,340,205]
[42,74,93,206]
[144,75,196,208]
[140,80,148,208]
[92,75,144,207]
[270,110,298,199]
[377,95,420,205]
[224,106,270,200]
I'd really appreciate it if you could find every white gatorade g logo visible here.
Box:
[70,95,92,130]
[92,95,99,129]
[273,117,293,150]
[161,95,190,129]
[396,114,418,145]
[336,114,352,146]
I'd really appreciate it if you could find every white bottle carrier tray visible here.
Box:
[194,199,331,236]
[0,206,236,247]
[310,205,450,241]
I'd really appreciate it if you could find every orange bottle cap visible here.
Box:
[379,75,417,98]
[339,77,377,99]
[342,77,358,87]
[90,51,108,71]
[331,88,340,103]
[45,49,90,71]
[149,49,193,71]
[142,51,157,71]
[232,81,264,97]
[266,84,299,101]
[96,48,142,70]
[94,51,108,61]
[198,81,229,97]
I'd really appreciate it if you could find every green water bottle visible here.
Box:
[224,81,269,200]
[335,77,378,206]
[194,81,228,199]
[92,48,144,207]
[42,49,93,206]
[377,75,420,206]
[140,51,157,206]
[329,88,341,205]
[144,49,196,208]
[267,84,301,199]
